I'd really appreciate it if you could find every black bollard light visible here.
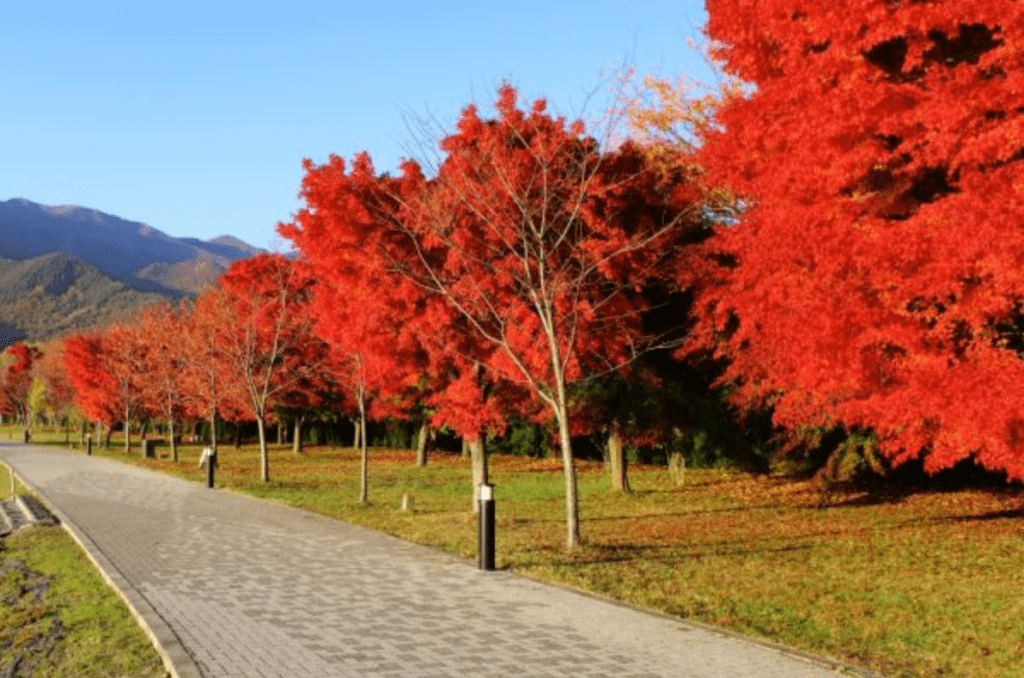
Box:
[199,447,217,488]
[478,482,495,571]
[86,435,93,456]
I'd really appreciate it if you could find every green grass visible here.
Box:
[21,426,1024,678]
[0,501,167,677]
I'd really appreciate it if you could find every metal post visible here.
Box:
[201,447,217,489]
[478,483,495,571]
[86,435,93,456]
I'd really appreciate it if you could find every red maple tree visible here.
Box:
[0,342,42,437]
[64,332,120,447]
[217,254,327,482]
[138,303,192,461]
[282,85,705,546]
[691,1,1024,477]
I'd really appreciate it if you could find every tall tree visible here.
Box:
[218,254,324,483]
[182,287,241,456]
[102,323,150,453]
[0,343,42,439]
[138,303,191,462]
[689,1,1024,477]
[282,85,705,547]
[35,340,78,444]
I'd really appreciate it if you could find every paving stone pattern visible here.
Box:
[0,445,855,678]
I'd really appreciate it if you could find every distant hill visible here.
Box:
[0,198,264,292]
[0,253,177,348]
[0,197,267,349]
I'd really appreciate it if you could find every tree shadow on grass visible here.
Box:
[561,540,820,567]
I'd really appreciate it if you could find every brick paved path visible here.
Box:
[0,445,864,678]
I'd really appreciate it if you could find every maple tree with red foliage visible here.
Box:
[282,84,706,546]
[63,331,121,446]
[138,303,192,462]
[0,342,43,436]
[689,1,1024,478]
[217,254,328,482]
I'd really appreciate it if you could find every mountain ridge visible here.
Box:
[0,197,268,349]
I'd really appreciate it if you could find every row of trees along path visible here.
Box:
[13,1,1024,549]
[11,86,708,551]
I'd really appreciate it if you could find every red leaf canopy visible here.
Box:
[696,1,1024,477]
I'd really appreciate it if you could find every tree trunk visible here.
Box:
[469,435,489,514]
[104,422,112,449]
[352,418,362,451]
[608,421,630,492]
[555,405,580,549]
[124,405,131,454]
[293,416,304,455]
[277,420,284,445]
[416,422,430,467]
[234,421,242,448]
[357,385,368,505]
[209,408,218,456]
[258,417,269,483]
[461,438,470,459]
[169,419,178,463]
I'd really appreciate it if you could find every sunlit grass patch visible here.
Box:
[0,526,166,678]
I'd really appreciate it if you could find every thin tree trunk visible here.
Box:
[357,385,368,504]
[209,407,218,455]
[470,435,489,514]
[124,404,131,454]
[608,421,630,492]
[461,438,470,459]
[556,407,580,549]
[352,418,362,451]
[169,419,178,462]
[277,420,284,445]
[258,416,269,482]
[234,421,242,448]
[293,416,304,455]
[416,421,430,467]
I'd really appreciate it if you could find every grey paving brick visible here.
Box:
[1,444,877,678]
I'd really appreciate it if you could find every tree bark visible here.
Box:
[469,435,489,514]
[461,438,470,459]
[209,407,218,456]
[277,420,284,445]
[357,384,368,504]
[293,415,305,455]
[169,419,178,463]
[124,404,131,454]
[416,422,430,467]
[352,418,362,451]
[608,421,630,492]
[258,417,269,482]
[555,408,580,549]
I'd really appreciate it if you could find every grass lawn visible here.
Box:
[17,427,1024,678]
[0,461,167,678]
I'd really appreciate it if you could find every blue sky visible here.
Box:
[3,1,714,251]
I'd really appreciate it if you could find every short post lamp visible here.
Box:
[86,434,93,457]
[478,482,495,571]
[199,447,217,489]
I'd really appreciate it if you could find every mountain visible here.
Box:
[0,198,264,293]
[0,198,268,349]
[0,253,177,347]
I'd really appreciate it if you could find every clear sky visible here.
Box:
[3,1,714,251]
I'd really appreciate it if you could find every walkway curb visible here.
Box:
[1,459,201,678]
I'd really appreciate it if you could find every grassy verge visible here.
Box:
[20,427,1024,678]
[0,460,167,677]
